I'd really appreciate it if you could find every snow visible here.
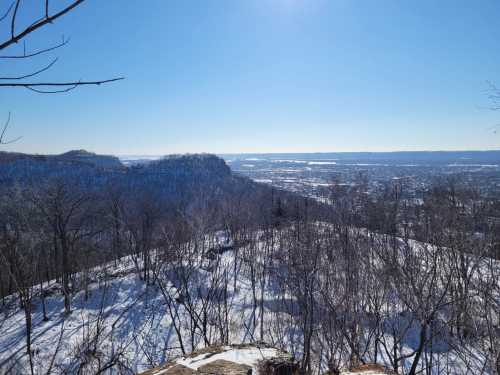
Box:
[308,161,337,165]
[0,225,497,374]
[271,160,308,164]
[0,237,287,373]
[175,346,285,372]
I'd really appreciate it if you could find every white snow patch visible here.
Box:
[175,347,284,372]
[308,161,337,165]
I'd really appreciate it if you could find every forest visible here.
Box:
[0,152,498,374]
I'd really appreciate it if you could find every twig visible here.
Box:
[0,0,86,51]
[0,77,124,93]
[0,57,58,80]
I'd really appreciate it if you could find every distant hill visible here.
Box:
[0,149,122,168]
[0,150,301,211]
[0,150,312,233]
[0,150,232,186]
[56,149,123,168]
[0,149,123,185]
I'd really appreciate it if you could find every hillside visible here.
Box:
[0,150,263,193]
[0,149,122,168]
[0,223,494,374]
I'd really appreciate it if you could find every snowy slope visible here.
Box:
[0,226,495,374]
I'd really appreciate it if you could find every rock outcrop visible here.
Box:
[139,344,298,375]
[340,363,395,374]
[198,359,252,375]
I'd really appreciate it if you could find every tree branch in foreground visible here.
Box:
[0,0,86,51]
[0,112,22,144]
[0,77,125,93]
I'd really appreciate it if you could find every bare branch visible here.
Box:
[10,0,20,40]
[0,77,124,93]
[0,77,124,87]
[0,112,22,144]
[0,112,11,143]
[0,2,14,23]
[0,57,58,80]
[0,36,69,59]
[0,0,86,51]
[26,84,78,94]
[0,2,123,93]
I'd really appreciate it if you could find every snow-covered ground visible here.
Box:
[143,345,392,375]
[175,346,288,372]
[0,226,496,374]
[0,240,289,373]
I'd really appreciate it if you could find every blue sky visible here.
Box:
[2,0,500,154]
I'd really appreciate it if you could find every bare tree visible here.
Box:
[30,179,93,315]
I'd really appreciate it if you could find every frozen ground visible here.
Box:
[0,228,495,374]
[0,245,291,373]
[175,346,286,372]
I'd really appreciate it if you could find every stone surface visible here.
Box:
[257,357,299,375]
[164,364,199,375]
[138,344,295,375]
[197,359,252,375]
[341,363,395,374]
[140,363,197,375]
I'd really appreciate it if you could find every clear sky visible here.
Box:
[2,0,500,155]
